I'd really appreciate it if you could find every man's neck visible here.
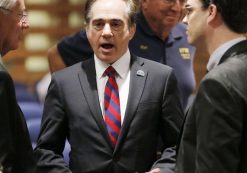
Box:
[207,26,243,55]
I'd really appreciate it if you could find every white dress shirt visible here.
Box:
[94,50,131,124]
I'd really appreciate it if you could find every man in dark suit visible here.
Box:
[47,0,195,110]
[0,0,35,172]
[176,0,247,172]
[34,0,184,172]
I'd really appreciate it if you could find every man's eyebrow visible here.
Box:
[92,18,123,22]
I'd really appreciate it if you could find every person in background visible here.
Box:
[34,0,184,172]
[176,0,247,172]
[47,0,196,110]
[36,73,51,104]
[0,0,35,172]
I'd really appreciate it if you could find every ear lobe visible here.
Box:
[85,26,89,36]
[85,25,89,32]
[129,24,136,40]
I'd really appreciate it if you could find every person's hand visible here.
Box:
[146,168,160,173]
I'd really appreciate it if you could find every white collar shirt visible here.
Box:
[94,50,131,124]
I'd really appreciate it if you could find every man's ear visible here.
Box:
[129,24,136,40]
[207,4,218,23]
[85,25,89,35]
[207,4,222,27]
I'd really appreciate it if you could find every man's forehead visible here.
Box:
[186,0,199,5]
[14,0,25,10]
[90,0,127,12]
[89,2,128,21]
[91,18,124,21]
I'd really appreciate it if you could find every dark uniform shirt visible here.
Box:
[57,12,195,109]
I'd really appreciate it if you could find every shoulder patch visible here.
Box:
[179,48,191,60]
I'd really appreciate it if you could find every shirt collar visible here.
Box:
[207,37,246,71]
[94,50,131,79]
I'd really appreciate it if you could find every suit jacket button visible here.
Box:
[113,156,120,162]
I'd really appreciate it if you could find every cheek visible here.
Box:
[117,33,132,45]
[188,16,197,30]
[87,31,100,45]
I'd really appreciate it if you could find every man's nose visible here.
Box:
[182,15,188,24]
[170,0,182,11]
[21,17,29,30]
[101,23,113,37]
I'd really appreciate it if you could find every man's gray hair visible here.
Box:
[0,0,17,9]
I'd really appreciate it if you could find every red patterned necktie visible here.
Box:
[104,66,121,146]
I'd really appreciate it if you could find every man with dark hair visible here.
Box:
[47,0,195,110]
[0,0,35,172]
[176,0,247,172]
[34,0,184,172]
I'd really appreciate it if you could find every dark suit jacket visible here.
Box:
[176,40,247,173]
[0,63,35,173]
[34,55,184,173]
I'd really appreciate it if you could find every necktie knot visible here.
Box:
[105,66,116,78]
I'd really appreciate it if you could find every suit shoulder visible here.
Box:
[52,62,83,80]
[208,54,247,78]
[137,56,173,73]
[139,56,172,68]
[201,54,247,94]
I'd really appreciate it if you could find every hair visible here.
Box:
[0,0,16,9]
[84,0,137,27]
[200,0,247,33]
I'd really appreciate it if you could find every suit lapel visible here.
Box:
[77,60,113,148]
[114,55,147,151]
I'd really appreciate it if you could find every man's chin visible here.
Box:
[96,54,116,64]
[164,17,179,26]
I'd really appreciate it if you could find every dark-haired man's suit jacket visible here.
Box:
[0,63,35,173]
[34,54,184,173]
[176,40,247,173]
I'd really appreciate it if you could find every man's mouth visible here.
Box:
[101,43,114,49]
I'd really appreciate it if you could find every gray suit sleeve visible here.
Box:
[152,70,184,173]
[194,78,243,173]
[34,74,71,173]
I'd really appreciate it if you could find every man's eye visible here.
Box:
[111,23,120,28]
[186,8,193,15]
[111,21,123,31]
[93,22,104,30]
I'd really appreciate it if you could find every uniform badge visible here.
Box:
[140,44,148,50]
[179,48,191,60]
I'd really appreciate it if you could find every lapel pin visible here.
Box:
[136,70,145,77]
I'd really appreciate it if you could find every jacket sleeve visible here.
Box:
[34,74,71,173]
[0,71,35,173]
[194,78,243,173]
[152,70,184,173]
